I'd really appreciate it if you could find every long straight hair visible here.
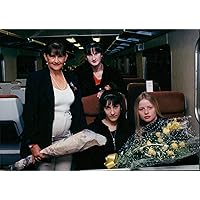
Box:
[134,92,163,131]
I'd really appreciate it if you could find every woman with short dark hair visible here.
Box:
[20,41,86,170]
[74,42,126,97]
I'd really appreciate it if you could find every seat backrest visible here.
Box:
[10,87,26,104]
[81,94,99,125]
[148,91,186,118]
[0,95,22,166]
[0,94,24,136]
[123,78,145,89]
[127,82,160,130]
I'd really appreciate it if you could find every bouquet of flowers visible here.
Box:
[10,129,107,170]
[104,116,199,170]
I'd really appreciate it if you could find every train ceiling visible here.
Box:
[0,29,170,56]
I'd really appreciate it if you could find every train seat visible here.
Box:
[10,86,26,104]
[81,93,99,125]
[0,94,24,168]
[123,77,145,90]
[0,94,24,136]
[148,91,186,118]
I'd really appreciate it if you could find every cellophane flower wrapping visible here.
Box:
[10,129,107,170]
[116,116,199,170]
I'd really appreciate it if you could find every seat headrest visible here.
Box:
[148,91,185,115]
[81,94,99,116]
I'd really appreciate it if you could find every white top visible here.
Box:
[52,85,75,142]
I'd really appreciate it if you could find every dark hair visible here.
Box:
[99,90,125,119]
[84,42,103,55]
[44,42,67,56]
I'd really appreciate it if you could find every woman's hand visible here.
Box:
[97,85,112,98]
[97,90,104,99]
[104,84,112,90]
[30,144,45,163]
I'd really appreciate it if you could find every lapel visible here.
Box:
[43,68,54,109]
[63,72,78,95]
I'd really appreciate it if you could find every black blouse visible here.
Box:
[75,116,131,170]
[74,62,127,97]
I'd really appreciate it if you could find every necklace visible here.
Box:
[110,130,117,151]
[102,119,117,151]
[50,71,67,90]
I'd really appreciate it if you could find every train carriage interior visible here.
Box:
[0,29,199,170]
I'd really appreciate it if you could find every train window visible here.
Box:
[143,44,171,91]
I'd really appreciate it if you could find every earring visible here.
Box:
[46,62,48,65]
[64,62,66,65]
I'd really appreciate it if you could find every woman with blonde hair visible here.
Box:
[134,92,163,132]
[115,92,199,169]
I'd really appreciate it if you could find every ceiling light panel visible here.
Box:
[92,37,100,42]
[66,37,76,43]
[74,43,81,47]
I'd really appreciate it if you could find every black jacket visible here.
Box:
[75,116,131,170]
[20,67,86,158]
[74,62,127,97]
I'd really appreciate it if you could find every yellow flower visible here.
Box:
[171,142,178,150]
[162,119,181,135]
[179,141,186,148]
[169,121,181,130]
[163,127,170,135]
[147,140,152,145]
[155,132,161,137]
[166,122,172,127]
[157,138,163,143]
[162,144,169,151]
[167,119,181,130]
[166,150,174,157]
[148,148,156,156]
